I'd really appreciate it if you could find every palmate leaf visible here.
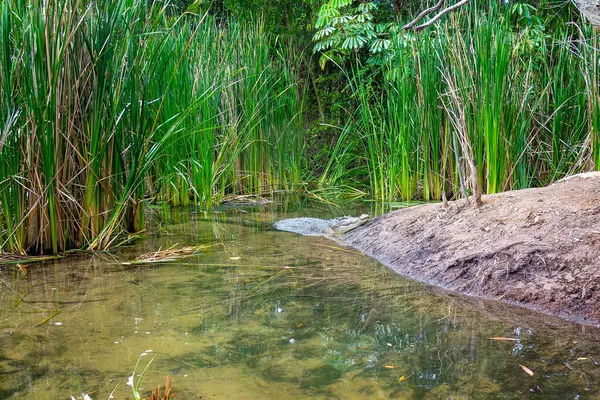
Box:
[370,39,392,53]
[360,22,376,35]
[355,13,374,23]
[331,15,353,25]
[355,14,366,23]
[357,2,377,12]
[313,26,336,40]
[314,38,337,52]
[376,23,392,34]
[329,0,353,8]
[319,5,342,16]
[342,35,367,50]
[313,42,325,52]
[315,7,341,28]
[313,0,394,66]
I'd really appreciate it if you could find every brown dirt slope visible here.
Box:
[344,172,600,326]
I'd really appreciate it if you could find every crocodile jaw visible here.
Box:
[333,214,369,234]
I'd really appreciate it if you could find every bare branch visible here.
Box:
[440,61,482,208]
[572,0,600,27]
[414,0,471,31]
[402,0,446,30]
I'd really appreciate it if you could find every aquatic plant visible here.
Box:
[2,0,599,256]
[317,2,600,202]
[323,349,357,372]
[69,357,172,400]
[127,353,157,400]
[0,0,303,254]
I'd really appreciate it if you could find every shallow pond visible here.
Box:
[1,203,600,399]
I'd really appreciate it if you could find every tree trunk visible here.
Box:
[393,0,402,16]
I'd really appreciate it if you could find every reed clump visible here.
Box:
[0,0,303,254]
[319,3,600,203]
[2,0,599,255]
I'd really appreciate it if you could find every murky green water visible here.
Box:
[2,203,600,399]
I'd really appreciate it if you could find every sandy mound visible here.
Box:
[344,172,600,325]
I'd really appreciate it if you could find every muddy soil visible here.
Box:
[344,172,600,326]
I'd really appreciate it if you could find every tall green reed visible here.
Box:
[150,19,304,208]
[583,28,600,169]
[0,1,304,254]
[319,2,598,204]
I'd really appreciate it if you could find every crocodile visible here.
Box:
[273,214,369,236]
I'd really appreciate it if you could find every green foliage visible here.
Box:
[0,0,303,254]
[1,0,599,254]
[313,0,393,68]
[318,2,600,202]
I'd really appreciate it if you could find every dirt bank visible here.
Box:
[344,172,600,326]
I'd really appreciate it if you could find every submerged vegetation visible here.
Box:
[0,0,599,254]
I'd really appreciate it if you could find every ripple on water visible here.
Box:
[1,206,600,399]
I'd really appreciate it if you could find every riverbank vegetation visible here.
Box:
[0,0,598,254]
[0,0,302,254]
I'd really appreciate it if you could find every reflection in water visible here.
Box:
[1,204,600,399]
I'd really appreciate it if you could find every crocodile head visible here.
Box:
[330,214,369,234]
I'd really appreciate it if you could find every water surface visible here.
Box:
[1,204,600,399]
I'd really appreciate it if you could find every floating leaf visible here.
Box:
[384,365,397,369]
[490,337,519,341]
[229,256,241,260]
[520,364,534,376]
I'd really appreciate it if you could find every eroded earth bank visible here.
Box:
[343,172,600,325]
